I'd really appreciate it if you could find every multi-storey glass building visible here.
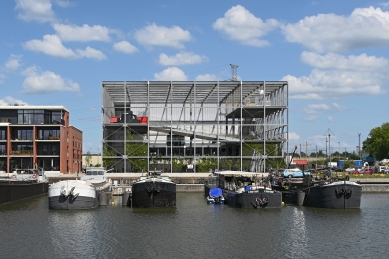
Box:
[0,106,82,173]
[102,81,288,173]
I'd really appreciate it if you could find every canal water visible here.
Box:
[0,193,388,259]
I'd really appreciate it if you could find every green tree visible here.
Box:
[363,122,389,160]
[103,146,116,170]
[84,151,92,167]
[126,130,148,172]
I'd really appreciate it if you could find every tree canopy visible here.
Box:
[363,122,389,161]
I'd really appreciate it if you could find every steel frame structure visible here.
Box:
[102,81,288,173]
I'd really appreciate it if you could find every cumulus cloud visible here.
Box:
[113,41,139,54]
[195,74,220,81]
[213,5,280,47]
[23,34,106,60]
[327,116,335,122]
[282,6,389,53]
[54,0,75,8]
[5,55,22,71]
[302,104,331,114]
[135,23,192,49]
[304,115,319,122]
[288,132,300,141]
[301,52,388,72]
[53,23,112,42]
[15,0,56,23]
[0,96,28,106]
[159,52,208,66]
[332,103,347,111]
[153,67,188,81]
[283,68,385,100]
[21,65,80,94]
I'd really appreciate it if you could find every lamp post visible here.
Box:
[338,142,340,162]
[358,133,361,160]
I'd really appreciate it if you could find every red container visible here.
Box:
[138,116,148,124]
[110,116,121,123]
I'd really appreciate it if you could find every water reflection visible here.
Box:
[0,193,387,259]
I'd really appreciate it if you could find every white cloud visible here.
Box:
[304,115,319,122]
[302,104,331,114]
[283,6,389,53]
[159,52,208,66]
[135,23,192,49]
[54,0,75,8]
[23,34,106,60]
[332,103,346,111]
[283,68,385,100]
[0,96,28,106]
[5,55,22,71]
[23,34,77,58]
[195,74,220,81]
[113,41,139,54]
[153,67,188,81]
[75,47,106,60]
[288,132,300,141]
[327,116,335,122]
[53,23,112,42]
[301,52,388,72]
[213,5,280,47]
[15,0,56,23]
[21,65,80,94]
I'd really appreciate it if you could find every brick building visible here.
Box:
[0,106,82,174]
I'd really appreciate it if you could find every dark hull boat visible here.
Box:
[272,172,362,209]
[0,168,48,205]
[303,181,362,209]
[131,175,176,208]
[209,171,282,209]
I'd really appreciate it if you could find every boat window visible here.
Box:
[93,171,97,175]
[86,171,92,175]
[98,171,104,175]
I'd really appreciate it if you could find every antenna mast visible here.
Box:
[230,64,239,81]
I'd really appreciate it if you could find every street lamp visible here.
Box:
[338,142,340,161]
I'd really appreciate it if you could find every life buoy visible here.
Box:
[12,174,16,179]
[32,174,37,179]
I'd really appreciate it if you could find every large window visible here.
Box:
[38,129,60,140]
[16,129,33,140]
[0,145,6,155]
[17,109,45,124]
[0,129,6,140]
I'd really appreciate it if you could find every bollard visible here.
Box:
[296,191,305,206]
[99,192,107,206]
[122,192,131,207]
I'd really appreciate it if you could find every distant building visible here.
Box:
[0,105,82,174]
[82,153,102,168]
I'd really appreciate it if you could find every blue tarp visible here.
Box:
[209,188,222,197]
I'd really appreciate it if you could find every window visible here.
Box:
[52,145,57,155]
[0,130,6,140]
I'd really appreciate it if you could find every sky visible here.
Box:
[1,0,388,156]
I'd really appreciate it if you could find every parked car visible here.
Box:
[283,168,311,178]
[377,166,388,173]
[359,168,374,175]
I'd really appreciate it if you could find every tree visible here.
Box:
[363,122,389,161]
[85,151,92,167]
[126,130,148,172]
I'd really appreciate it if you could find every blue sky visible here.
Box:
[1,0,388,156]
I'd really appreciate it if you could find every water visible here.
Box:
[0,193,388,259]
